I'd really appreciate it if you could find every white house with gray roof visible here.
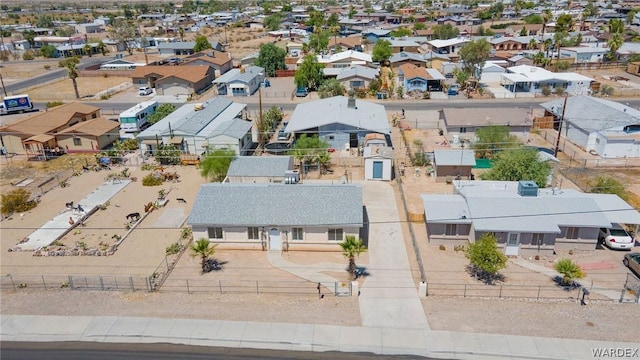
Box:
[286,95,392,150]
[225,156,295,183]
[187,183,363,251]
[212,65,265,96]
[136,97,252,156]
[335,66,379,91]
[422,180,640,256]
[501,65,593,96]
[541,96,640,158]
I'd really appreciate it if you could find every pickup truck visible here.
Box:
[295,87,308,97]
[447,84,460,96]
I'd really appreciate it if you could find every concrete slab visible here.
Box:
[311,324,342,351]
[532,337,571,359]
[27,315,93,335]
[338,326,382,354]
[0,315,34,338]
[289,323,315,352]
[82,316,119,339]
[167,318,198,340]
[141,318,177,337]
[153,207,187,228]
[108,316,152,336]
[381,328,430,355]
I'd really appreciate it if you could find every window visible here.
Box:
[208,227,223,239]
[248,227,259,240]
[565,227,579,239]
[445,224,457,236]
[73,137,82,146]
[532,233,544,246]
[292,227,304,241]
[328,228,344,241]
[459,127,467,133]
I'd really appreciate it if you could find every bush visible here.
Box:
[1,189,37,215]
[554,87,565,95]
[166,242,181,255]
[541,85,551,96]
[142,173,163,186]
[44,65,51,70]
[22,51,34,60]
[554,258,584,286]
[46,101,64,108]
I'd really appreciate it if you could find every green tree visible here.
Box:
[524,14,543,24]
[473,125,520,158]
[83,44,92,57]
[554,14,575,61]
[465,233,508,284]
[390,27,412,37]
[154,144,181,165]
[528,38,538,50]
[459,38,492,79]
[22,30,36,47]
[190,238,218,273]
[327,13,339,27]
[372,39,392,62]
[554,258,584,286]
[40,44,57,58]
[255,43,286,77]
[289,134,329,170]
[339,235,367,280]
[589,176,628,200]
[199,148,235,182]
[413,22,426,31]
[318,78,345,98]
[607,19,624,60]
[56,25,75,37]
[432,23,460,39]
[294,54,324,90]
[533,51,546,66]
[309,29,330,53]
[193,34,212,52]
[97,41,108,56]
[480,148,552,187]
[147,103,176,125]
[263,14,283,31]
[109,18,137,55]
[1,189,37,215]
[65,59,80,99]
[541,9,553,40]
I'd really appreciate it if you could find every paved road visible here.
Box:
[0,341,434,360]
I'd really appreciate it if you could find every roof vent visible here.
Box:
[517,180,538,197]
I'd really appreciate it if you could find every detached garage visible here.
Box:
[364,146,393,181]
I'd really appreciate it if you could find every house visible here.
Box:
[364,146,394,181]
[328,36,363,52]
[559,46,608,63]
[397,64,445,93]
[540,96,640,158]
[157,41,220,56]
[225,156,295,183]
[388,39,421,53]
[504,24,543,37]
[426,37,469,54]
[212,65,265,96]
[302,50,373,69]
[335,66,379,91]
[500,65,593,96]
[55,118,120,153]
[363,29,392,43]
[74,22,103,34]
[136,97,251,156]
[432,149,476,182]
[130,65,215,96]
[187,183,364,251]
[286,42,304,57]
[439,107,533,137]
[422,180,640,256]
[0,103,101,156]
[507,54,533,67]
[100,59,146,71]
[389,51,428,70]
[488,36,531,51]
[286,95,392,151]
[422,51,450,71]
[183,49,234,76]
[480,62,506,83]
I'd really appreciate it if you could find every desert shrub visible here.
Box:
[554,87,565,95]
[166,242,181,255]
[46,101,64,108]
[1,189,37,215]
[22,51,34,60]
[541,85,551,96]
[142,173,163,186]
[44,64,51,70]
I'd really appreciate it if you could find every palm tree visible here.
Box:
[533,51,545,66]
[528,38,538,50]
[190,238,218,273]
[608,32,623,61]
[83,43,92,57]
[66,60,80,99]
[97,40,107,56]
[543,38,553,57]
[339,235,367,280]
[178,27,185,42]
[541,9,553,41]
[554,258,584,286]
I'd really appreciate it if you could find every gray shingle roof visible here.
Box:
[434,150,476,166]
[540,95,640,133]
[336,66,379,81]
[390,51,426,63]
[188,183,363,227]
[227,156,293,177]
[286,96,390,135]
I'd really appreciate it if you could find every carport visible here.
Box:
[589,193,640,244]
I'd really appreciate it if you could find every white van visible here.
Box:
[138,86,153,96]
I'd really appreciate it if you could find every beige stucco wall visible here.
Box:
[1,134,27,154]
[57,135,101,152]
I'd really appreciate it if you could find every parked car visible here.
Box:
[599,224,635,250]
[138,86,153,96]
[623,252,640,275]
[447,84,459,96]
[277,122,289,141]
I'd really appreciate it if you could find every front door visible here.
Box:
[505,233,520,256]
[373,161,383,179]
[269,227,281,251]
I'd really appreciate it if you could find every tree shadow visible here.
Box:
[553,275,581,291]
[203,259,227,273]
[465,264,505,285]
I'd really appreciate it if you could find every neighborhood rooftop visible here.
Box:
[541,95,640,133]
[226,156,293,177]
[188,183,363,227]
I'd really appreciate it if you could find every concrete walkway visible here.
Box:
[3,315,639,359]
[16,180,131,251]
[266,252,345,295]
[358,181,430,330]
[511,258,621,301]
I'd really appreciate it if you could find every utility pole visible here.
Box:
[0,73,7,96]
[258,85,264,150]
[554,94,568,157]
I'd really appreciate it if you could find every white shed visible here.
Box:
[364,146,393,181]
